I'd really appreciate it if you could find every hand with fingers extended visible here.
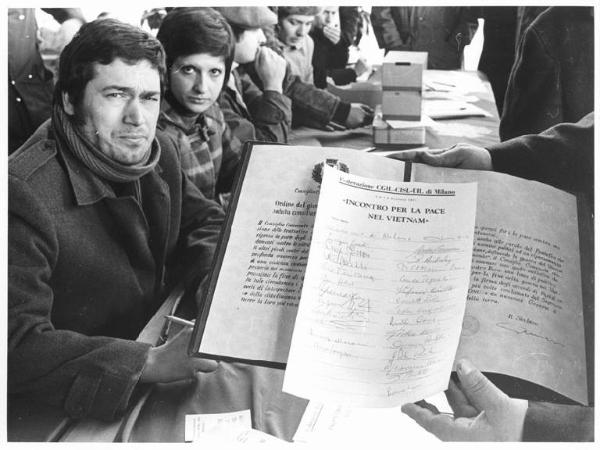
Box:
[344,103,374,128]
[140,327,219,384]
[401,359,528,441]
[396,144,493,170]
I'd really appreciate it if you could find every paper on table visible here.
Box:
[424,70,487,94]
[424,100,492,120]
[294,398,444,445]
[283,167,477,406]
[184,410,251,442]
[423,90,479,103]
[190,428,291,447]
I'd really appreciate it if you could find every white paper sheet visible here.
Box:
[184,410,251,442]
[294,396,446,445]
[193,428,291,447]
[424,100,492,120]
[283,167,477,406]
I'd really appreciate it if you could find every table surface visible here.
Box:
[8,70,501,443]
[289,70,500,151]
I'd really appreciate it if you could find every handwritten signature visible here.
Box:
[495,322,565,347]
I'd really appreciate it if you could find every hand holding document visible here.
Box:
[283,167,478,406]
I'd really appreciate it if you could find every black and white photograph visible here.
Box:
[4,2,596,445]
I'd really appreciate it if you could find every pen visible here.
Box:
[165,315,196,327]
[327,121,347,131]
[433,80,456,88]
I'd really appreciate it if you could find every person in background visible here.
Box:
[9,18,223,420]
[218,6,373,136]
[214,6,291,144]
[402,359,593,441]
[275,6,320,84]
[310,6,370,89]
[473,7,518,115]
[8,8,84,153]
[499,6,593,141]
[156,8,242,207]
[370,6,478,70]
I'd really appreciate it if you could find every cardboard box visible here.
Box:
[382,90,422,121]
[372,113,426,146]
[382,51,428,89]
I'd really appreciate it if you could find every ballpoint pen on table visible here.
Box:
[165,315,195,327]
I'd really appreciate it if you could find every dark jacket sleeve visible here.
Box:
[158,132,225,290]
[8,174,151,421]
[311,27,356,89]
[499,15,559,141]
[339,6,361,46]
[523,402,594,441]
[487,112,593,201]
[328,68,358,87]
[283,70,350,127]
[245,60,349,127]
[371,6,403,50]
[220,69,291,144]
[239,71,292,143]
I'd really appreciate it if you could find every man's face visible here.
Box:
[169,53,225,115]
[65,58,161,165]
[234,28,266,64]
[316,7,339,28]
[279,14,314,47]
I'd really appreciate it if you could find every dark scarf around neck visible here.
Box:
[51,103,161,184]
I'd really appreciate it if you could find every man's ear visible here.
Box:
[62,91,75,116]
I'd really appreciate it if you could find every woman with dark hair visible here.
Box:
[156,8,242,207]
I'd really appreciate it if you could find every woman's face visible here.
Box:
[169,53,226,115]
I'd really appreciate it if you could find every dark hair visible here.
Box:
[55,18,166,109]
[277,6,321,20]
[229,22,246,41]
[156,8,235,87]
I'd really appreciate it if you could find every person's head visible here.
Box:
[315,6,339,29]
[215,7,277,64]
[157,8,234,115]
[56,18,166,164]
[277,7,321,47]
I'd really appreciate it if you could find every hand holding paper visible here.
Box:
[402,359,528,441]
